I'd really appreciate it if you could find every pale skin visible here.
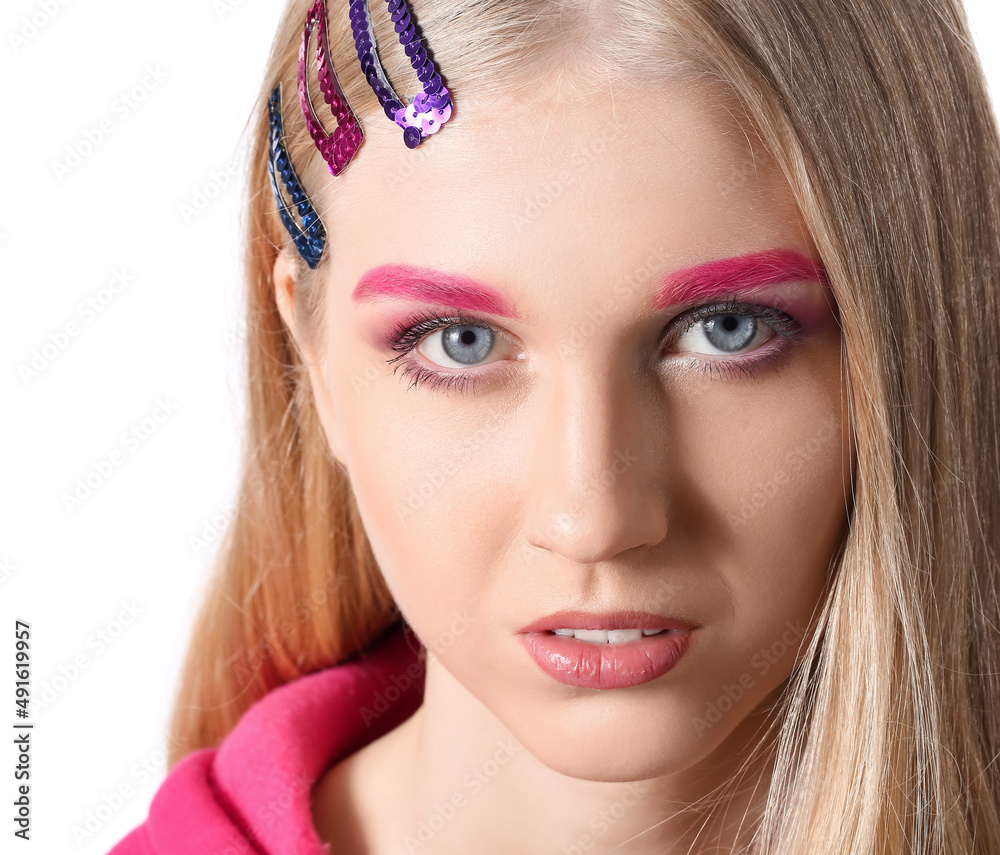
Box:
[274,69,854,854]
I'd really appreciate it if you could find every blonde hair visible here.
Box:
[167,1,1000,851]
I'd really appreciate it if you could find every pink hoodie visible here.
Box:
[106,623,424,855]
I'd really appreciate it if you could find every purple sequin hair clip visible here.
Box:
[271,0,455,268]
[348,0,453,149]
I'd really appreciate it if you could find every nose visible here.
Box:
[523,364,669,564]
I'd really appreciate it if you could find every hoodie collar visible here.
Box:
[148,622,424,855]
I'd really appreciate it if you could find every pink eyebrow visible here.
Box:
[352,264,521,319]
[351,249,828,319]
[652,248,828,308]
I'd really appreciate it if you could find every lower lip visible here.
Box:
[519,629,695,690]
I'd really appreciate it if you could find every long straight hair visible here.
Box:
[167,1,1000,850]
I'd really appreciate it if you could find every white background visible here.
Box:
[1,1,997,851]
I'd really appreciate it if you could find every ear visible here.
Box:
[272,250,350,471]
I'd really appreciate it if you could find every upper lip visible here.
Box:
[519,609,698,634]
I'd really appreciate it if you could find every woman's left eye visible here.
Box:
[661,299,802,379]
[673,311,776,356]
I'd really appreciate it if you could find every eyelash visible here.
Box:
[383,296,803,395]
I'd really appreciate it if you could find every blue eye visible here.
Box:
[663,296,802,380]
[424,324,497,367]
[676,313,771,355]
[385,309,512,395]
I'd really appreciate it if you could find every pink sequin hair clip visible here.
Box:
[298,0,365,176]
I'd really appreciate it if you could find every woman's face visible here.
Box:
[276,73,852,781]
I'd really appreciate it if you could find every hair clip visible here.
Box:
[267,84,326,269]
[275,0,455,267]
[348,0,453,149]
[299,0,365,177]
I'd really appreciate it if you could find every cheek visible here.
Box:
[663,360,850,722]
[716,406,847,589]
[328,372,506,633]
[714,409,846,666]
[669,322,850,582]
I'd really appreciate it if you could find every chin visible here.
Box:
[498,698,747,783]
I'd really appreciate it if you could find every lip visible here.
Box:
[518,610,698,690]
[518,609,698,634]
[519,629,695,690]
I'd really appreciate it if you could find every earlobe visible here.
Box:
[272,249,299,335]
[271,249,350,472]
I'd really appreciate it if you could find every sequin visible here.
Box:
[266,85,326,270]
[347,0,454,148]
[299,0,364,177]
[269,0,455,268]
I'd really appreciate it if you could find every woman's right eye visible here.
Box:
[384,311,518,395]
[417,323,501,369]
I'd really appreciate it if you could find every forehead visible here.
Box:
[319,74,804,306]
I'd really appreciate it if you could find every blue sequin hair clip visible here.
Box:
[268,0,454,269]
[267,84,326,269]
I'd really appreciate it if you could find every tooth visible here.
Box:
[573,629,608,643]
[549,627,668,643]
[607,629,643,643]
